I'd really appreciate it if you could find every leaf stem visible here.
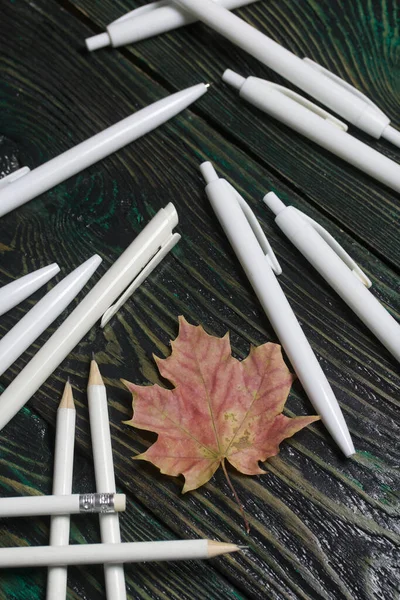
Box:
[221,459,250,534]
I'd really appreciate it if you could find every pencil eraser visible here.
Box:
[114,494,126,512]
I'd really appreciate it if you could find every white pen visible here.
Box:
[0,493,125,518]
[0,263,60,317]
[47,381,76,600]
[0,255,101,377]
[86,0,259,50]
[0,540,239,569]
[200,161,354,457]
[223,70,400,193]
[173,0,400,146]
[88,360,127,600]
[0,84,208,218]
[0,204,180,431]
[264,193,400,363]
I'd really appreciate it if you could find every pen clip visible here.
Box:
[100,231,181,328]
[0,166,31,190]
[261,80,348,131]
[226,181,282,275]
[292,207,372,288]
[112,0,169,24]
[303,58,387,118]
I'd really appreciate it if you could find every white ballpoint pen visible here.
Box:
[0,204,180,432]
[0,83,208,218]
[264,193,400,363]
[200,161,355,457]
[173,0,400,146]
[0,255,102,377]
[86,0,259,50]
[0,263,60,317]
[223,70,400,193]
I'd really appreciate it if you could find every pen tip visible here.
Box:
[205,83,211,88]
[59,380,75,410]
[88,358,104,387]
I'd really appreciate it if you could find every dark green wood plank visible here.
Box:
[67,0,400,268]
[0,1,399,600]
[0,405,246,600]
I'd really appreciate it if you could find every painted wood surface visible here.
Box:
[0,0,399,599]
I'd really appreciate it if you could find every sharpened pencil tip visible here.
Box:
[59,380,75,410]
[88,358,104,387]
[207,541,241,558]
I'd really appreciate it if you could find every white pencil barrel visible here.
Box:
[47,405,76,600]
[0,540,209,568]
[0,493,124,517]
[88,382,127,600]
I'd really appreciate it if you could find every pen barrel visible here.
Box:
[275,208,400,362]
[0,540,209,568]
[206,179,354,456]
[0,493,121,517]
[239,78,400,193]
[0,205,178,431]
[106,0,259,46]
[0,85,207,217]
[175,0,388,134]
[0,263,60,318]
[0,255,101,377]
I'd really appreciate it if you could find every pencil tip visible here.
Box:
[207,541,241,558]
[88,358,104,387]
[59,380,75,409]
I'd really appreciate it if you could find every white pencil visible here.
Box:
[46,381,76,600]
[88,359,126,600]
[0,493,125,518]
[0,540,240,568]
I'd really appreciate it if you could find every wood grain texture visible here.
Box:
[0,0,399,599]
[0,407,244,600]
[68,0,400,268]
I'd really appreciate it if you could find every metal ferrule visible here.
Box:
[79,493,115,513]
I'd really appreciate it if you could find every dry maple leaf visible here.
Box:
[122,317,319,501]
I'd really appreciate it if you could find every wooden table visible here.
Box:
[0,1,399,598]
